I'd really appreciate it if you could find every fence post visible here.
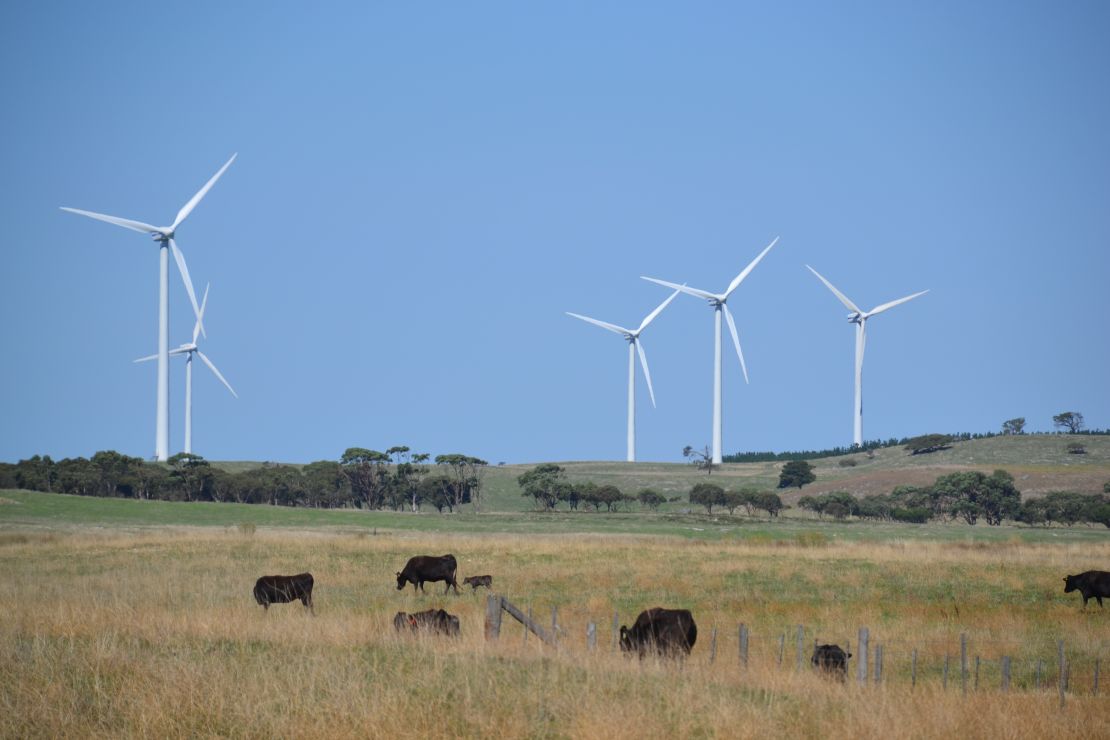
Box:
[1058,640,1066,708]
[796,625,805,672]
[1094,658,1100,695]
[911,649,918,689]
[587,622,596,652]
[857,627,869,685]
[974,656,980,691]
[551,606,559,644]
[526,606,533,644]
[1002,656,1011,692]
[612,612,620,652]
[1036,660,1043,690]
[484,595,502,641]
[710,627,718,663]
[943,655,949,690]
[778,633,785,667]
[960,633,968,697]
[739,624,749,667]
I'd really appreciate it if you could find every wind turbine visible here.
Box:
[566,287,682,462]
[61,154,237,461]
[805,265,928,448]
[642,236,779,465]
[135,284,237,455]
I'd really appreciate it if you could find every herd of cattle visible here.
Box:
[253,558,1109,678]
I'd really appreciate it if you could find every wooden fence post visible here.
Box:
[612,612,619,652]
[1094,658,1100,695]
[1002,656,1011,692]
[874,644,883,684]
[974,655,980,691]
[484,595,502,641]
[911,649,918,690]
[778,634,785,667]
[794,625,804,672]
[1058,640,1066,708]
[739,624,749,667]
[710,627,718,663]
[1035,660,1044,690]
[857,627,869,685]
[587,622,596,651]
[960,633,968,697]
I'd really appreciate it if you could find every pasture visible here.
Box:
[2,502,1108,738]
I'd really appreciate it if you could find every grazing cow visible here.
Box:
[396,554,459,594]
[253,573,314,614]
[811,644,852,679]
[463,575,493,591]
[619,607,697,658]
[1063,570,1110,608]
[392,609,460,636]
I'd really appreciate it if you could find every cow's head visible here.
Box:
[618,625,633,653]
[396,571,407,590]
[1063,575,1077,593]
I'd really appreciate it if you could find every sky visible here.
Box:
[2,2,1108,465]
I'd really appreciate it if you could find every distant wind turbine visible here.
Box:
[61,154,237,460]
[805,265,928,448]
[136,284,237,455]
[642,236,779,465]
[566,287,682,462]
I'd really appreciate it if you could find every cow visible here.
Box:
[1063,570,1110,608]
[396,554,459,594]
[463,575,493,591]
[619,607,697,659]
[392,608,460,636]
[253,573,314,614]
[811,644,852,680]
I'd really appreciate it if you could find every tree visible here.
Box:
[778,460,815,489]
[435,454,488,512]
[56,457,97,496]
[689,482,726,514]
[340,448,391,509]
[1001,418,1026,435]
[904,434,953,455]
[517,464,565,511]
[1053,411,1085,433]
[682,445,716,475]
[931,469,1020,525]
[167,453,212,502]
[302,460,351,508]
[753,491,784,518]
[637,489,666,511]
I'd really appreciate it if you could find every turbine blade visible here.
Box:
[169,238,206,339]
[171,153,237,231]
[635,338,657,408]
[133,354,158,363]
[865,289,929,318]
[805,265,862,314]
[193,283,210,344]
[640,277,717,301]
[59,207,160,235]
[565,312,631,336]
[724,236,779,298]
[197,350,238,398]
[637,286,683,333]
[723,304,749,384]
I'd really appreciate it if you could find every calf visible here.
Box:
[463,575,493,591]
[253,573,314,614]
[396,554,459,594]
[811,644,852,680]
[619,607,697,659]
[393,608,460,636]
[1063,570,1110,608]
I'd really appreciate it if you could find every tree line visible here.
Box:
[516,464,674,511]
[0,448,489,513]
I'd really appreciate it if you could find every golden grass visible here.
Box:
[2,529,1108,738]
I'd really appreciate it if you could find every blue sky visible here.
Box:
[2,2,1108,465]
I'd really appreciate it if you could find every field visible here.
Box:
[2,492,1109,738]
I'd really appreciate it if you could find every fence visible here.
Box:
[483,595,1103,702]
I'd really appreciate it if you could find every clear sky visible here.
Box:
[2,2,1108,465]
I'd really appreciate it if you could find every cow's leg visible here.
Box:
[303,594,315,615]
[1098,595,1104,608]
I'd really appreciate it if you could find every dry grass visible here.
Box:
[2,529,1108,738]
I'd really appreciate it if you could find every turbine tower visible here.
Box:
[642,237,779,465]
[135,284,237,455]
[566,287,681,462]
[805,265,928,448]
[61,154,237,460]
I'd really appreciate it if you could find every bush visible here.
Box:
[891,508,930,524]
[837,458,858,467]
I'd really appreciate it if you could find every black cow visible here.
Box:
[619,607,697,658]
[393,608,460,636]
[1063,570,1110,608]
[811,644,852,679]
[253,573,314,614]
[396,554,459,594]
[463,575,493,590]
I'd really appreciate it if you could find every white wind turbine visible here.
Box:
[805,265,928,448]
[61,154,237,461]
[566,287,682,462]
[135,284,237,455]
[642,236,779,465]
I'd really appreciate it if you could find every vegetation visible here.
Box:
[1002,417,1026,435]
[904,434,954,455]
[682,444,715,475]
[778,460,815,489]
[1053,411,1085,433]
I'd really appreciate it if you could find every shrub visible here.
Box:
[891,508,930,524]
[837,458,858,467]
